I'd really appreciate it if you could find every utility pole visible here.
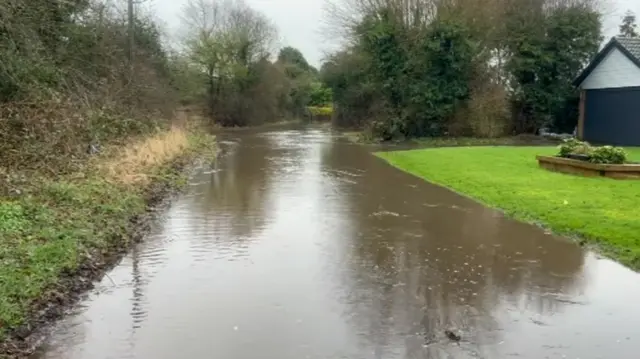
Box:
[127,0,135,107]
[128,0,135,73]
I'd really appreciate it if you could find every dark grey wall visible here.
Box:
[584,87,640,146]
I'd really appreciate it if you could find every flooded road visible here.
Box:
[32,126,640,359]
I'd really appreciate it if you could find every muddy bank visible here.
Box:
[0,139,215,358]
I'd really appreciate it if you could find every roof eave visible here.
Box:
[572,38,617,88]
[573,37,640,88]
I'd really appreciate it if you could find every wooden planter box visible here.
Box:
[537,156,640,179]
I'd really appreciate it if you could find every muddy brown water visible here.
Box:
[31,126,640,359]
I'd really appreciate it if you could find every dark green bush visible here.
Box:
[558,139,627,164]
[369,115,406,141]
[322,1,602,140]
[589,146,627,164]
[308,82,332,107]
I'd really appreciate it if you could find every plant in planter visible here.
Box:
[558,138,578,157]
[557,139,628,164]
[589,146,627,164]
[558,138,592,160]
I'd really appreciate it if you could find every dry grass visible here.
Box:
[97,126,191,186]
[0,125,215,343]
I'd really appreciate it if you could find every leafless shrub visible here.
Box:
[181,0,290,127]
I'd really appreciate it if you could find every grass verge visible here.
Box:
[0,126,215,354]
[306,106,333,117]
[409,135,559,147]
[342,132,560,146]
[377,146,640,269]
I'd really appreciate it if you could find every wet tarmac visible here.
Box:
[31,126,640,359]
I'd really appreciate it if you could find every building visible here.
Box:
[573,36,640,146]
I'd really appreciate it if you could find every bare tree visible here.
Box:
[181,0,283,125]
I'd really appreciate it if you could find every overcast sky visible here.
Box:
[150,0,640,67]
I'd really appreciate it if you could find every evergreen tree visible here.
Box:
[619,10,638,38]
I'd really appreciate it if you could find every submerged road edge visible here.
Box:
[0,133,217,359]
[375,149,638,272]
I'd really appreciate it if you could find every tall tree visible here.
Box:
[505,1,601,133]
[278,47,311,72]
[181,0,279,125]
[322,0,604,139]
[619,10,638,38]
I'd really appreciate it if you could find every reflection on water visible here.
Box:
[32,126,640,359]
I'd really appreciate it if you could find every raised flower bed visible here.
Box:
[537,139,640,179]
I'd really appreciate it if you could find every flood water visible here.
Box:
[32,126,640,359]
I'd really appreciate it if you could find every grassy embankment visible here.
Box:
[378,146,640,269]
[0,126,215,343]
[343,131,558,146]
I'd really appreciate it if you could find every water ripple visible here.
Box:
[31,126,640,359]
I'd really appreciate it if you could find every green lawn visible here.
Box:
[377,147,640,269]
